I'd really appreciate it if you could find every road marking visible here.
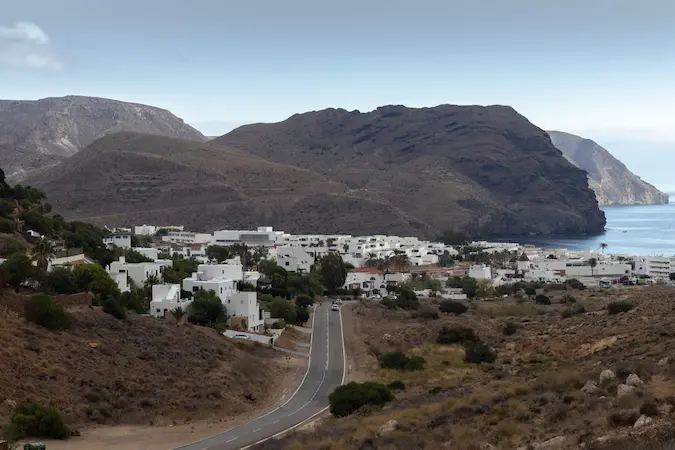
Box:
[225,437,238,443]
[253,428,262,433]
[272,419,279,424]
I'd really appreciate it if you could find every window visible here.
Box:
[285,261,290,266]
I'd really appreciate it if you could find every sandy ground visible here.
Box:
[340,302,374,383]
[19,352,308,450]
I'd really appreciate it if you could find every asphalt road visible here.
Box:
[176,301,346,450]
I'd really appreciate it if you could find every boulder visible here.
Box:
[377,419,398,436]
[599,369,616,384]
[626,374,643,387]
[581,381,601,395]
[634,414,652,429]
[657,357,670,367]
[617,384,636,398]
[659,403,673,416]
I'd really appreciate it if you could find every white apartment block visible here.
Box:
[274,247,314,273]
[134,224,157,236]
[134,247,160,261]
[469,264,491,280]
[162,231,212,245]
[107,256,163,290]
[104,233,132,249]
[150,284,192,318]
[212,226,281,247]
[635,256,674,279]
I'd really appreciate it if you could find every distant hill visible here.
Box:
[213,105,605,237]
[548,131,669,205]
[0,95,206,182]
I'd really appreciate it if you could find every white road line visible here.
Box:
[253,428,262,433]
[225,437,238,443]
[272,419,279,424]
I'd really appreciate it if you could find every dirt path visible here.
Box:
[20,354,308,450]
[341,302,373,382]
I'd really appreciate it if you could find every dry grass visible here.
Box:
[0,302,292,430]
[258,285,675,450]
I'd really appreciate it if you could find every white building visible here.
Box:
[107,256,163,289]
[150,284,193,318]
[274,247,314,273]
[134,224,157,236]
[104,233,132,249]
[133,247,160,261]
[212,226,280,247]
[342,270,409,296]
[162,231,212,245]
[635,256,673,279]
[469,264,491,280]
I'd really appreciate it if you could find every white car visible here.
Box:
[231,333,250,339]
[331,304,340,311]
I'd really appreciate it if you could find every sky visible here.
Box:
[1,0,674,187]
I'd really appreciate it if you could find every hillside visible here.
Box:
[548,131,669,205]
[0,96,206,183]
[0,303,290,428]
[213,105,606,237]
[28,132,432,235]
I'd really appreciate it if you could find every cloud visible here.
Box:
[0,22,62,70]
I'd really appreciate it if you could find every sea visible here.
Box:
[512,197,675,256]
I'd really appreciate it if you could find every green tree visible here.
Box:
[329,382,393,417]
[206,245,233,263]
[45,267,78,294]
[0,252,36,292]
[101,293,126,320]
[24,294,73,331]
[394,286,419,310]
[589,257,598,277]
[0,237,27,257]
[188,289,228,327]
[72,264,121,302]
[295,306,310,326]
[295,294,314,308]
[170,306,187,325]
[269,298,297,324]
[120,288,150,314]
[319,252,347,294]
[439,300,468,315]
[4,403,71,441]
[599,242,608,254]
[32,238,55,271]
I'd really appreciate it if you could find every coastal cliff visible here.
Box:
[548,131,668,205]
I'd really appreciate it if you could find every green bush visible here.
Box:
[271,319,286,329]
[562,304,586,318]
[503,322,518,335]
[387,380,406,391]
[439,300,468,315]
[24,294,73,331]
[101,294,126,320]
[329,382,393,417]
[379,351,426,371]
[0,217,15,233]
[535,294,551,305]
[295,294,314,308]
[608,301,633,315]
[380,297,396,309]
[437,326,480,346]
[418,306,439,320]
[394,287,419,310]
[565,278,586,290]
[4,403,71,441]
[464,342,497,364]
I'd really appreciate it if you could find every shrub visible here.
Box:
[4,403,71,441]
[439,300,468,315]
[503,322,518,335]
[387,380,406,391]
[101,294,126,320]
[418,306,439,320]
[295,294,314,308]
[559,293,577,304]
[608,301,634,315]
[394,287,419,310]
[271,319,286,329]
[562,304,586,318]
[24,294,73,331]
[379,351,426,371]
[565,278,586,290]
[0,217,15,233]
[464,342,497,364]
[437,326,480,346]
[329,382,393,417]
[535,294,551,305]
[380,297,396,309]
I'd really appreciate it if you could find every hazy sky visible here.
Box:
[1,0,674,186]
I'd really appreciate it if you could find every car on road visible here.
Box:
[231,333,250,339]
[331,304,340,311]
[335,298,343,305]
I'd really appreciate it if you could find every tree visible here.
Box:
[329,382,393,417]
[170,306,187,325]
[205,245,233,263]
[120,288,150,314]
[144,274,161,290]
[476,279,494,298]
[295,307,310,326]
[439,300,468,315]
[319,253,347,294]
[188,289,227,327]
[269,298,297,325]
[588,258,598,277]
[438,250,455,267]
[45,267,78,294]
[295,294,314,308]
[72,264,121,303]
[32,238,55,271]
[599,242,608,255]
[24,294,73,331]
[394,286,420,310]
[0,252,36,292]
[389,251,410,272]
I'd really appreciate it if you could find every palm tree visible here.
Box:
[32,237,55,271]
[170,306,186,325]
[144,274,161,289]
[589,258,598,277]
[599,243,608,255]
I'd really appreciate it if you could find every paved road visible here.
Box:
[176,301,346,450]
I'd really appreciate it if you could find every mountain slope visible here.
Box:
[213,104,606,237]
[28,132,432,236]
[0,95,206,182]
[548,131,668,205]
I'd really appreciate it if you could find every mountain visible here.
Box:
[212,105,605,237]
[31,105,607,238]
[548,131,669,205]
[0,95,206,183]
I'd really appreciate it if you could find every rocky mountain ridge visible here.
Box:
[0,95,206,182]
[548,130,668,205]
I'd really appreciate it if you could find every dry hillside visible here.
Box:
[261,286,675,450]
[0,302,291,429]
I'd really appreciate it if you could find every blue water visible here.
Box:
[515,200,675,256]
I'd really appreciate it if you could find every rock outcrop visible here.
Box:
[548,130,668,205]
[0,95,206,182]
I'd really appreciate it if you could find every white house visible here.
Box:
[134,224,157,236]
[211,226,280,247]
[634,256,672,279]
[275,247,314,272]
[150,284,192,318]
[342,270,407,296]
[469,264,491,280]
[133,247,160,261]
[104,233,132,249]
[162,231,212,245]
[107,256,163,289]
